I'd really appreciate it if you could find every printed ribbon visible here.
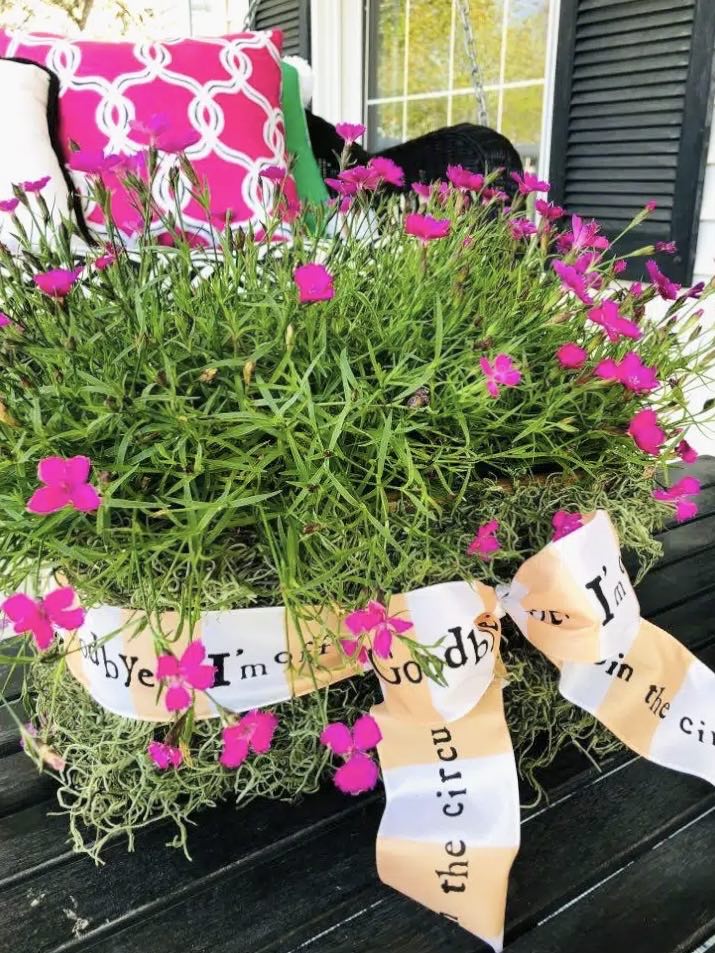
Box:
[370,510,715,950]
[9,511,714,948]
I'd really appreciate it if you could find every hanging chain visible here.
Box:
[454,0,489,125]
[243,0,262,29]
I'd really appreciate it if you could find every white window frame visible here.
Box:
[311,0,561,183]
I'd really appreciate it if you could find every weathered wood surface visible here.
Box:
[0,459,713,953]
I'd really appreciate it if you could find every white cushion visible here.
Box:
[0,59,71,250]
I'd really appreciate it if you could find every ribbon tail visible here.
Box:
[371,678,520,952]
[555,617,715,786]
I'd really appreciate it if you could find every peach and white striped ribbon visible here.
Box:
[369,510,715,950]
[4,511,713,949]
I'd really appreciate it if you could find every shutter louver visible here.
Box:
[549,0,715,283]
[254,0,311,60]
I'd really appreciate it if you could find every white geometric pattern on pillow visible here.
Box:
[0,31,293,239]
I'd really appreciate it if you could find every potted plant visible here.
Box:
[0,127,711,861]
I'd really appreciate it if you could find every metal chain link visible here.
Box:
[455,0,490,125]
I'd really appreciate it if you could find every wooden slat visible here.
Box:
[574,38,691,69]
[576,9,693,43]
[0,753,54,819]
[579,0,693,14]
[505,808,715,953]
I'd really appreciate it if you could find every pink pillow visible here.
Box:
[0,31,297,237]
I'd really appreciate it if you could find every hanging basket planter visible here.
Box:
[0,122,712,948]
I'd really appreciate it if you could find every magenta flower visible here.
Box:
[551,510,584,542]
[509,218,538,240]
[67,149,120,175]
[482,187,508,203]
[467,519,501,559]
[0,313,11,328]
[293,263,335,303]
[687,281,705,299]
[148,740,183,770]
[342,600,413,661]
[335,122,366,143]
[404,212,450,243]
[94,250,117,270]
[630,282,644,298]
[653,476,701,523]
[627,408,665,456]
[411,182,432,199]
[155,129,201,153]
[557,214,609,254]
[21,176,51,193]
[676,438,698,463]
[334,165,378,194]
[556,342,588,370]
[367,156,405,187]
[655,241,676,254]
[613,260,627,275]
[129,112,171,140]
[27,455,101,514]
[595,352,659,393]
[480,354,521,398]
[0,198,19,213]
[510,171,550,195]
[552,260,594,305]
[645,200,657,212]
[156,641,216,712]
[33,267,82,299]
[320,714,382,795]
[219,709,279,768]
[259,164,287,183]
[535,199,564,220]
[2,587,85,651]
[587,299,642,343]
[446,164,484,191]
[645,259,680,300]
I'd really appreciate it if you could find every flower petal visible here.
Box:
[27,485,70,514]
[246,711,278,753]
[42,586,75,613]
[69,483,101,512]
[165,683,191,711]
[352,714,382,752]
[2,593,38,624]
[320,722,353,756]
[64,455,91,485]
[187,663,215,691]
[38,456,69,486]
[156,654,179,679]
[334,752,380,795]
[220,728,250,768]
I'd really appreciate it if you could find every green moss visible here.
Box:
[0,150,710,857]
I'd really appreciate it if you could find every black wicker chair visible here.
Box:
[306,111,523,196]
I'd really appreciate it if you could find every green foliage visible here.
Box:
[0,148,712,851]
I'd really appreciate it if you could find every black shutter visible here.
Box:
[253,0,311,60]
[549,0,715,283]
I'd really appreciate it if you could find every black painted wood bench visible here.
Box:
[1,459,714,953]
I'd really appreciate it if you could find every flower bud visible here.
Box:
[243,360,255,387]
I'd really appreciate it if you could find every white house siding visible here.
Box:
[645,115,715,457]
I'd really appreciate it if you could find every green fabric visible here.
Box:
[281,61,329,205]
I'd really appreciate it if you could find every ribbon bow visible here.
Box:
[369,510,715,951]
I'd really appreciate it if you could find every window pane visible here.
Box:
[504,0,549,82]
[367,102,404,151]
[450,89,499,127]
[452,0,505,89]
[500,85,544,169]
[406,96,449,139]
[406,0,453,95]
[368,0,407,100]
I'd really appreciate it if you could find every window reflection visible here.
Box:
[367,0,550,171]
